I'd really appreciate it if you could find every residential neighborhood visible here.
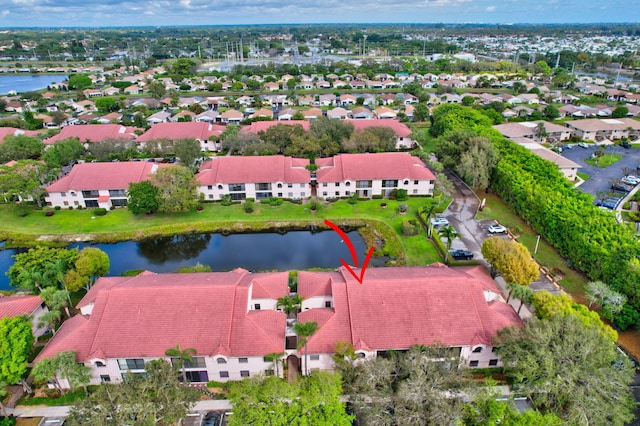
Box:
[0,22,639,426]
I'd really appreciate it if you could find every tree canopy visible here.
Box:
[228,372,353,426]
[151,165,199,213]
[65,359,199,426]
[496,314,635,425]
[127,180,160,215]
[0,316,34,385]
[481,237,539,285]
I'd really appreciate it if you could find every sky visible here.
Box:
[0,0,638,28]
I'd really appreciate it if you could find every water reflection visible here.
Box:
[138,234,212,264]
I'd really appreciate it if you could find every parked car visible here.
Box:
[203,412,221,426]
[621,140,631,149]
[612,181,634,193]
[595,197,622,209]
[622,175,640,185]
[430,217,449,227]
[578,142,590,148]
[488,224,507,234]
[449,249,474,260]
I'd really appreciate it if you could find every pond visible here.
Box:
[0,74,67,95]
[0,230,372,291]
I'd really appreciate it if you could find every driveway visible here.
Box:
[561,144,640,197]
[442,172,560,296]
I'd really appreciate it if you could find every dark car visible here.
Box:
[449,249,473,260]
[612,181,634,193]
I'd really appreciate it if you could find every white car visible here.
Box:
[488,224,507,234]
[622,175,640,185]
[430,217,449,227]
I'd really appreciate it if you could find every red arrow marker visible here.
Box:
[324,219,375,284]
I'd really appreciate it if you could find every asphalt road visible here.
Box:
[561,144,640,197]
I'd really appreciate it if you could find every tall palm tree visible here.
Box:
[264,352,285,378]
[44,259,73,307]
[419,200,438,238]
[438,225,459,264]
[165,344,197,383]
[510,284,534,315]
[293,321,318,376]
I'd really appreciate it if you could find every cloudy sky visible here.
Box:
[0,0,637,27]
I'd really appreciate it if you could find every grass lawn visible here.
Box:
[585,153,622,167]
[0,197,446,267]
[476,193,588,300]
[577,171,590,181]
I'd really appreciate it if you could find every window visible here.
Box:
[335,191,339,196]
[230,193,246,201]
[118,358,145,370]
[185,371,209,382]
[217,184,223,190]
[257,183,271,191]
[325,301,331,308]
[357,352,366,359]
[95,361,106,367]
[216,357,227,364]
[278,193,282,197]
[404,180,409,185]
[100,375,111,382]
[63,201,69,206]
[61,192,66,197]
[171,357,205,369]
[300,183,305,188]
[277,183,282,188]
[74,201,79,206]
[254,304,261,310]
[301,192,305,197]
[322,183,328,187]
[310,355,320,361]
[219,371,229,378]
[413,189,418,194]
[228,183,245,192]
[207,185,213,190]
[414,180,419,185]
[472,347,483,353]
[82,190,100,198]
[265,369,274,376]
[239,357,248,363]
[469,360,479,367]
[109,189,126,197]
[335,182,340,187]
[489,359,498,366]
[322,192,327,196]
[288,183,293,188]
[492,347,498,353]
[346,191,351,196]
[240,370,250,377]
[345,181,351,187]
[209,194,213,199]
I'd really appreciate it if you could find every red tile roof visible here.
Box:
[0,127,39,142]
[44,124,140,145]
[37,269,289,362]
[136,122,225,142]
[46,161,162,193]
[0,295,43,319]
[242,120,310,134]
[196,155,310,185]
[298,265,522,354]
[315,152,435,182]
[345,119,411,137]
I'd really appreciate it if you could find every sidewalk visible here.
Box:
[5,400,233,418]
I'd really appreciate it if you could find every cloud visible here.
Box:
[486,5,496,11]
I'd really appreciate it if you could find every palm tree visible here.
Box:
[264,352,285,378]
[510,284,534,315]
[293,321,318,376]
[419,200,438,238]
[165,344,197,383]
[17,267,49,292]
[276,294,304,319]
[438,225,459,264]
[44,259,73,307]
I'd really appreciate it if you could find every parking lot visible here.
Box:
[560,143,640,197]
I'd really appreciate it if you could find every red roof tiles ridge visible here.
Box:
[337,267,358,348]
[226,275,240,351]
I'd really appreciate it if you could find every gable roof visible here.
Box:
[136,122,225,142]
[0,127,39,142]
[298,265,522,354]
[196,155,310,185]
[44,124,139,145]
[46,161,161,192]
[0,295,43,319]
[316,152,435,182]
[37,269,289,362]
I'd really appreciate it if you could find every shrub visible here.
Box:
[395,188,409,201]
[347,194,358,205]
[398,203,408,213]
[45,211,55,217]
[221,194,233,206]
[110,205,116,210]
[94,208,107,216]
[54,205,61,211]
[623,202,630,210]
[269,197,284,206]
[402,219,420,236]
[244,201,254,213]
[68,206,74,210]
[246,198,255,203]
[372,194,384,200]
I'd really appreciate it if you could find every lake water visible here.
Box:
[0,74,67,95]
[0,231,369,291]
